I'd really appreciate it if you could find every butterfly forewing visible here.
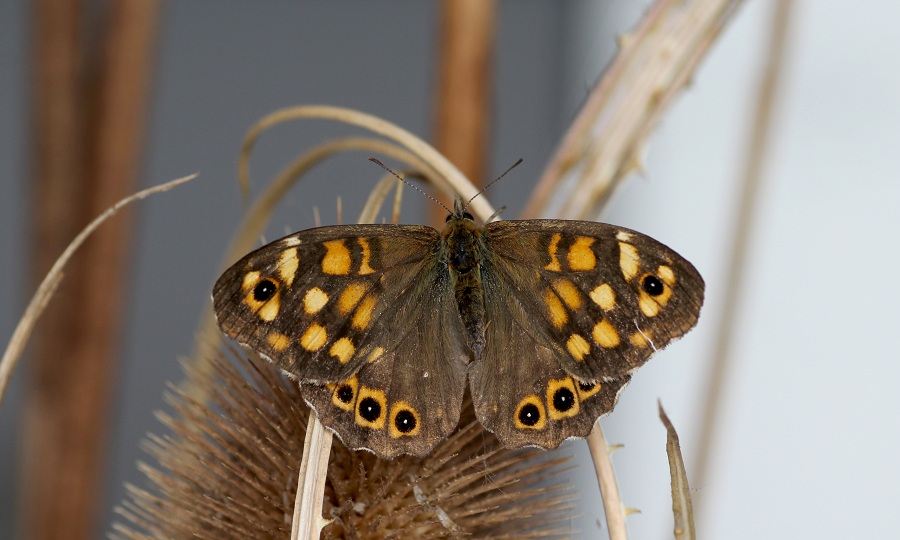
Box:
[214,224,445,381]
[484,219,704,380]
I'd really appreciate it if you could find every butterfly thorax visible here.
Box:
[440,209,487,358]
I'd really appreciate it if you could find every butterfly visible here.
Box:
[212,196,704,458]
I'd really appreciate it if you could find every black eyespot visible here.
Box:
[518,403,541,426]
[358,397,382,422]
[336,384,354,404]
[641,275,665,296]
[253,279,277,301]
[394,409,417,433]
[552,388,576,412]
[579,381,595,392]
[462,212,474,221]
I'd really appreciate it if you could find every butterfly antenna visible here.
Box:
[464,158,524,210]
[369,158,452,214]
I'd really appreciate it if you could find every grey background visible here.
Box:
[5,1,900,539]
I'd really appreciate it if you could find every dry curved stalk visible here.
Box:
[0,174,195,410]
[523,0,745,220]
[237,105,494,221]
[292,409,333,540]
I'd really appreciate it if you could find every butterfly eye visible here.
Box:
[641,275,665,296]
[253,279,278,302]
[445,213,453,222]
[462,212,474,221]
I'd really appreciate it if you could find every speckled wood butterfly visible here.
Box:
[213,197,704,458]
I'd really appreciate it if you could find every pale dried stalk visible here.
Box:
[586,422,628,540]
[693,0,795,505]
[0,175,196,410]
[523,0,745,220]
[292,409,332,540]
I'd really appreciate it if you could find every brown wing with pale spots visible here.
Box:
[468,219,703,449]
[481,219,704,381]
[213,223,445,383]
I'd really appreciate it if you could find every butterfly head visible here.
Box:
[446,195,476,224]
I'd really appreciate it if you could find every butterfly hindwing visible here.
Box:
[301,284,469,457]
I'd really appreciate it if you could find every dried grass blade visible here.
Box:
[659,402,695,540]
[0,174,195,409]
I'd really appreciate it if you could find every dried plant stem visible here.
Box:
[692,0,794,501]
[587,422,628,540]
[0,175,195,410]
[292,411,333,540]
[432,0,496,224]
[522,0,744,220]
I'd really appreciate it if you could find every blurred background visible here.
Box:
[2,1,899,538]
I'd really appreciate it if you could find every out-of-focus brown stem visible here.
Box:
[431,0,496,225]
[21,1,160,538]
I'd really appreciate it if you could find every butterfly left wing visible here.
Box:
[469,219,704,449]
[212,224,471,458]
